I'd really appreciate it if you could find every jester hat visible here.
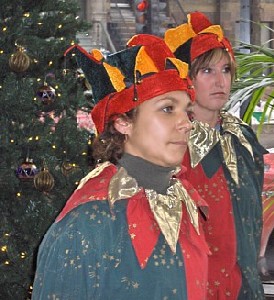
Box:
[164,11,234,65]
[65,35,195,133]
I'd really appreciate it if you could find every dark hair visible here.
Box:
[190,48,236,82]
[91,109,138,166]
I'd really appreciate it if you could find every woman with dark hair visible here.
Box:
[165,11,267,300]
[31,35,209,300]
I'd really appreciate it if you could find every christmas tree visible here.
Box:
[0,0,93,298]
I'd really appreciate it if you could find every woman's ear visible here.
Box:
[114,116,132,135]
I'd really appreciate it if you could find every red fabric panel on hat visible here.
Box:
[191,34,226,62]
[189,11,213,33]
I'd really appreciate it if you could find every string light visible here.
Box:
[1,9,94,294]
[1,246,7,252]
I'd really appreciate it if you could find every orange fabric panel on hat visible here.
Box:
[135,46,159,77]
[90,49,104,61]
[127,33,175,71]
[164,23,195,54]
[167,57,188,79]
[103,62,126,92]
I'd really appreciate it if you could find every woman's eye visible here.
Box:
[223,66,231,73]
[201,68,211,74]
[162,106,173,113]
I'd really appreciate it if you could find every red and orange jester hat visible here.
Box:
[65,34,195,134]
[164,11,235,66]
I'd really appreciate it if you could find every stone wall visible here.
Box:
[169,0,274,48]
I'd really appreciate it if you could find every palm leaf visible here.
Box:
[227,36,274,136]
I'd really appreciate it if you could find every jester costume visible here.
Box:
[31,34,210,299]
[181,112,267,299]
[165,11,268,299]
[32,154,209,299]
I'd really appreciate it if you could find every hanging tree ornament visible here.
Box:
[9,42,31,73]
[61,160,80,177]
[36,85,56,105]
[36,73,56,105]
[16,158,39,181]
[34,163,55,192]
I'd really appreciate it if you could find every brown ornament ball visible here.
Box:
[34,167,55,192]
[9,47,31,73]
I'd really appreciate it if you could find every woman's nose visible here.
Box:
[215,71,225,87]
[176,117,193,132]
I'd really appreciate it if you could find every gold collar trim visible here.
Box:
[109,167,199,253]
[188,112,253,184]
[76,161,112,190]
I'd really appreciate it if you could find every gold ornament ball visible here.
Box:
[9,47,31,73]
[34,167,55,192]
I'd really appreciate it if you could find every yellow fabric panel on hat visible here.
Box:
[103,62,126,92]
[90,49,104,61]
[135,46,159,79]
[199,25,224,42]
[164,23,195,53]
[167,58,189,79]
